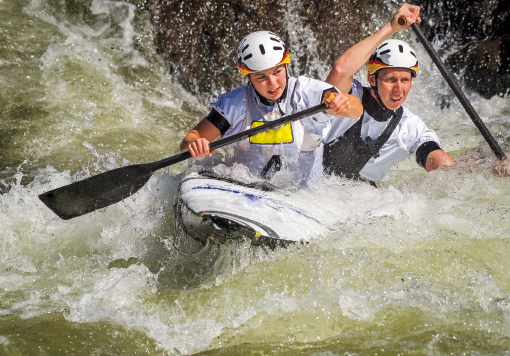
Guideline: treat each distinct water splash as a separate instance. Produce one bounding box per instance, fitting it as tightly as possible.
[1,0,510,354]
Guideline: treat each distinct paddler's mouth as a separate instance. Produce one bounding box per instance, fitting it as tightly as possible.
[387,95,405,108]
[391,96,403,104]
[267,87,281,97]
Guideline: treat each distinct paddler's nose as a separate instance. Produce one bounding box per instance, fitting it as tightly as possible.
[394,80,402,92]
[268,75,277,87]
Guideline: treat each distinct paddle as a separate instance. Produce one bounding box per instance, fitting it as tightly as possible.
[399,16,506,160]
[39,92,336,220]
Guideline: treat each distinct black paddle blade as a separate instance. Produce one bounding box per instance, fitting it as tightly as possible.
[39,164,154,220]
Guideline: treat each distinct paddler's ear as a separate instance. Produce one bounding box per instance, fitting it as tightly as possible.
[368,72,376,87]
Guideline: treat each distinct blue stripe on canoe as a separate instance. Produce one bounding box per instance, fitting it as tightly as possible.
[190,185,321,224]
[191,185,262,201]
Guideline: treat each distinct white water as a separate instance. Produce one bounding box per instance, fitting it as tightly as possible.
[1,0,510,354]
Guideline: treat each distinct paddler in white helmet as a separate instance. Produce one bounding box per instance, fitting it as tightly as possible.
[324,3,510,180]
[323,4,455,183]
[180,31,363,186]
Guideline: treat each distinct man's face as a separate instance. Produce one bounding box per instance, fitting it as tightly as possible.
[249,65,287,101]
[368,68,413,110]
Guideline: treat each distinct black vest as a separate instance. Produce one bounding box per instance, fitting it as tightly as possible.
[323,87,403,179]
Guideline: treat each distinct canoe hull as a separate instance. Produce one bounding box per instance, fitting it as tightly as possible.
[175,173,326,248]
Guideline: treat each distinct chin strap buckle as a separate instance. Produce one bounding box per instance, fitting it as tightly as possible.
[365,136,380,159]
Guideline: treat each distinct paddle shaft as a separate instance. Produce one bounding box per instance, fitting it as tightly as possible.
[403,19,506,160]
[148,102,330,172]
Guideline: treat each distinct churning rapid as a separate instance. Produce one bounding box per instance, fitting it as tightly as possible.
[1,0,510,354]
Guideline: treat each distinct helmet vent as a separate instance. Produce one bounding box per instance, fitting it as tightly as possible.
[259,44,266,55]
[273,46,283,51]
[243,54,253,60]
[399,45,404,53]
[270,37,280,43]
[378,42,388,49]
[380,49,390,55]
[242,44,249,53]
[410,51,416,57]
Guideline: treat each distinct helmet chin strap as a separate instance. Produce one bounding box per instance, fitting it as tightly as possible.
[371,72,391,112]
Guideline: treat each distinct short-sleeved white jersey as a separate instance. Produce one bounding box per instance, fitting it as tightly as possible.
[326,79,440,181]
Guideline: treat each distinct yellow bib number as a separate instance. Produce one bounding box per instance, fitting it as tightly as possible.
[249,122,294,144]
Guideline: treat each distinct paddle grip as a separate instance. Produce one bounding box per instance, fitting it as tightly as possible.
[324,91,335,103]
[398,13,419,26]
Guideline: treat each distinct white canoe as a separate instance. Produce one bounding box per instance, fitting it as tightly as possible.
[175,172,330,248]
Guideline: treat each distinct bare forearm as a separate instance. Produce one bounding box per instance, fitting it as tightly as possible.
[425,150,454,171]
[179,130,200,152]
[179,118,221,158]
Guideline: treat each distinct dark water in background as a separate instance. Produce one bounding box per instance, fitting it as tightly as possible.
[1,0,510,355]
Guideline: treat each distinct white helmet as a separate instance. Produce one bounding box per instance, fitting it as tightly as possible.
[237,31,291,77]
[367,39,418,77]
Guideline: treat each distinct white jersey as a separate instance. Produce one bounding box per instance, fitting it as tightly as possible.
[326,79,440,181]
[209,76,350,185]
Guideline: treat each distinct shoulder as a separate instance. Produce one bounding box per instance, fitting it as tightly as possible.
[400,107,425,127]
[210,85,248,112]
[398,107,441,152]
[292,76,338,107]
[295,76,336,92]
[353,78,365,94]
[209,85,248,124]
[346,78,365,100]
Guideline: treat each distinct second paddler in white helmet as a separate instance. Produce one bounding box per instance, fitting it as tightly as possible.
[180,31,363,186]
[322,3,456,183]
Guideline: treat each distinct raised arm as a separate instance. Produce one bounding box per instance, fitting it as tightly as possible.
[326,3,421,93]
